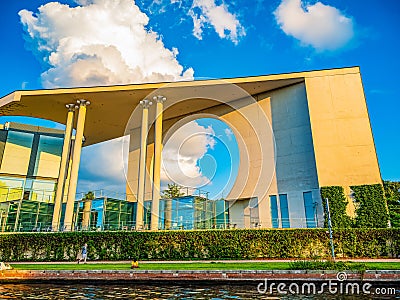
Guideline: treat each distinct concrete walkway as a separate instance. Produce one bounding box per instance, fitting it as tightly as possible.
[9,258,400,264]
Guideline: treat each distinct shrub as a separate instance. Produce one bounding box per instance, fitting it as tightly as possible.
[0,228,398,262]
[288,260,366,272]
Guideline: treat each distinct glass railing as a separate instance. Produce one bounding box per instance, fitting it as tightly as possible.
[76,189,137,202]
[0,187,55,203]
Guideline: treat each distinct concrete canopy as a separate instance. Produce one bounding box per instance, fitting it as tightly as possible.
[0,67,359,146]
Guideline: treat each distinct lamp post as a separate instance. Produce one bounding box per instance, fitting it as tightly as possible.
[0,210,5,232]
[313,201,318,228]
[324,198,335,261]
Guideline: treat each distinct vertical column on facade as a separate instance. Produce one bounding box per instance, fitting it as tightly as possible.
[63,99,90,231]
[150,96,166,231]
[82,199,92,230]
[136,99,152,230]
[52,104,75,231]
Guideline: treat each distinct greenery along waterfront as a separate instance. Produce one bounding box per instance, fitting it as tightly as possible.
[0,228,398,262]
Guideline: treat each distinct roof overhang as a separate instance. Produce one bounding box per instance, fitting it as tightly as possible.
[0,67,360,146]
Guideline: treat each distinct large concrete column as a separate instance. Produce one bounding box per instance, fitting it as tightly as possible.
[63,99,90,231]
[150,95,166,231]
[136,99,152,230]
[52,104,75,231]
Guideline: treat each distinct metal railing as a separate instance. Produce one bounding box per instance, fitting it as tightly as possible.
[0,187,55,203]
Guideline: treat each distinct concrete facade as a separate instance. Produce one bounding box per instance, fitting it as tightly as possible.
[0,67,382,230]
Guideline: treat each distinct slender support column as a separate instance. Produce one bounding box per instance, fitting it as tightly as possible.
[63,99,90,231]
[136,99,152,230]
[150,96,166,231]
[82,200,92,230]
[52,104,75,231]
[164,198,172,230]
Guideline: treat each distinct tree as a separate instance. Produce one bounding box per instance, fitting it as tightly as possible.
[162,183,184,199]
[83,191,95,201]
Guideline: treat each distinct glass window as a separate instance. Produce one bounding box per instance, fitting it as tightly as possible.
[303,191,317,228]
[0,177,24,202]
[4,201,20,232]
[143,201,152,229]
[34,135,63,178]
[0,131,34,175]
[279,194,290,228]
[214,199,228,229]
[31,180,56,203]
[270,195,279,228]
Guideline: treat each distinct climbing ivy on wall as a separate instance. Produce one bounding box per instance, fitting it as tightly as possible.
[351,184,389,228]
[383,181,400,228]
[320,186,352,228]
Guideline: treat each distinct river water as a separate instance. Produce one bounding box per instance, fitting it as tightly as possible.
[0,283,398,299]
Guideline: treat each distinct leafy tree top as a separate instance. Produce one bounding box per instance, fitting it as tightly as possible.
[162,183,184,199]
[83,191,95,200]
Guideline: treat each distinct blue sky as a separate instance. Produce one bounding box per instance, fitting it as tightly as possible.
[0,0,399,198]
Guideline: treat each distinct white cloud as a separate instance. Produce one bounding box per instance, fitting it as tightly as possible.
[19,0,194,88]
[161,121,215,189]
[274,0,354,51]
[78,136,129,193]
[74,0,94,5]
[18,0,196,195]
[224,128,233,140]
[189,0,245,44]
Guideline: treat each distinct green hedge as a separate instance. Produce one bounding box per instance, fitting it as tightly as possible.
[0,228,398,262]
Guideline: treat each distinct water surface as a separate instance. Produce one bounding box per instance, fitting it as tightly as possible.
[0,283,398,299]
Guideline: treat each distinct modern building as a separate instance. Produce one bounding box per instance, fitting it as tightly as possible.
[0,67,382,230]
[72,193,228,231]
[0,122,63,231]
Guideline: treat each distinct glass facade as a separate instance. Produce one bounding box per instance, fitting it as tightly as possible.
[158,196,228,230]
[214,198,229,229]
[34,135,63,178]
[0,123,63,232]
[0,121,275,232]
[73,198,135,231]
[71,196,228,231]
[0,177,24,202]
[0,199,54,232]
[303,191,317,228]
[270,194,291,228]
[270,195,279,228]
[0,124,63,206]
[279,194,290,228]
[0,131,34,175]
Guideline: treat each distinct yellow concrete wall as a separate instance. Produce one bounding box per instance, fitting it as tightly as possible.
[126,137,154,202]
[0,141,31,175]
[305,71,381,187]
[35,151,61,178]
[220,97,274,228]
